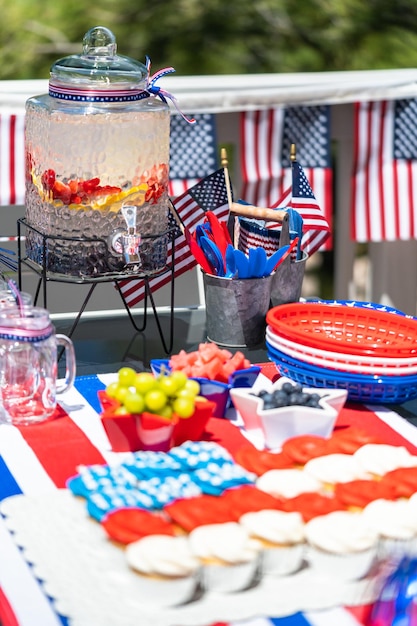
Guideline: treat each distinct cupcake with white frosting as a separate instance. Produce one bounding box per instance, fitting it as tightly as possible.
[239,509,306,576]
[256,468,322,499]
[126,534,201,606]
[188,521,262,593]
[362,498,417,560]
[304,453,371,486]
[304,510,379,580]
[353,444,417,477]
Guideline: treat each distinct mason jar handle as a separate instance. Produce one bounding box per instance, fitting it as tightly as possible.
[55,334,76,394]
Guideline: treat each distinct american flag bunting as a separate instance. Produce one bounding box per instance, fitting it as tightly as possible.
[168,112,218,197]
[240,106,333,251]
[352,98,417,242]
[0,114,25,206]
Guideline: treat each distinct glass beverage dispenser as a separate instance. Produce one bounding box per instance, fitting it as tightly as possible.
[25,26,171,277]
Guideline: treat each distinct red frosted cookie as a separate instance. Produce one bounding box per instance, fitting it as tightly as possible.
[334,479,398,508]
[329,427,384,454]
[102,507,175,545]
[164,494,235,531]
[380,467,417,498]
[221,484,285,516]
[281,492,345,522]
[234,444,294,476]
[281,435,331,465]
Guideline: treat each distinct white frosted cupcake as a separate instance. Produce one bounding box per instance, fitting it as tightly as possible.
[188,521,262,593]
[305,511,379,580]
[239,509,305,576]
[362,498,417,560]
[304,453,371,486]
[126,534,201,606]
[256,468,322,499]
[353,444,417,477]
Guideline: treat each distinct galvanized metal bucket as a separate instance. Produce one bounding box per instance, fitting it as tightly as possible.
[270,250,307,307]
[203,271,274,348]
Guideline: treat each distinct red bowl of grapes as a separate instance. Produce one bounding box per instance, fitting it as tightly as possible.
[98,368,216,452]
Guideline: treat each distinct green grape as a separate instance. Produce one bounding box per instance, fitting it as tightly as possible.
[158,375,179,397]
[134,372,157,395]
[123,391,145,415]
[183,379,201,396]
[113,385,130,404]
[144,388,168,413]
[158,404,174,419]
[176,387,198,400]
[117,366,137,387]
[172,396,195,418]
[170,370,188,390]
[114,405,130,415]
[105,381,120,398]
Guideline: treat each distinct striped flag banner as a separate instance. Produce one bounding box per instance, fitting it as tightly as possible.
[240,106,333,251]
[351,98,417,242]
[0,114,25,206]
[118,168,231,308]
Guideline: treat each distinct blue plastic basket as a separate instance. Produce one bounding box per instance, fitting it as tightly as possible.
[266,341,417,404]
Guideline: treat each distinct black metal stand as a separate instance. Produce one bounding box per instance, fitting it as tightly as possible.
[17,218,177,354]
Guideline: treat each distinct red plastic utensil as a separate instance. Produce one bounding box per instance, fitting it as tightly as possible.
[184,227,214,274]
[205,211,230,262]
[272,237,299,272]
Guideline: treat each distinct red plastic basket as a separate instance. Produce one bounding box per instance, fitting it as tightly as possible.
[266,303,417,357]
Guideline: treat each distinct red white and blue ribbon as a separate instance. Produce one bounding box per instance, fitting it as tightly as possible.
[49,56,195,124]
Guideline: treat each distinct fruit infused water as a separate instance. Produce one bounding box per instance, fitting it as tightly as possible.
[24,26,170,277]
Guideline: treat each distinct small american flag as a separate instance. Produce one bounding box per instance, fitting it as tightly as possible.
[168,112,218,198]
[118,168,231,308]
[0,114,25,206]
[267,159,331,257]
[352,98,417,242]
[240,106,333,250]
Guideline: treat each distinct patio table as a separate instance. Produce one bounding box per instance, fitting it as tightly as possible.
[1,363,417,626]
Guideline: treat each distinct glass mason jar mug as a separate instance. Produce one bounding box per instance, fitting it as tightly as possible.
[0,306,76,425]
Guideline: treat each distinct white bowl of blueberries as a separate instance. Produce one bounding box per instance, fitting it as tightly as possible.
[229,377,348,449]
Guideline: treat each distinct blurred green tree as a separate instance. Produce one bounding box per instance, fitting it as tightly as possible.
[1,0,417,79]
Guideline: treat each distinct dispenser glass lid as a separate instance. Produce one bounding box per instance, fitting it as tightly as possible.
[50,26,148,90]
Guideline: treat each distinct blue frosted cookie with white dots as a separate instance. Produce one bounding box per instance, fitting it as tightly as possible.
[86,485,156,521]
[192,462,256,496]
[67,464,138,499]
[137,473,202,508]
[168,441,234,470]
[122,450,182,480]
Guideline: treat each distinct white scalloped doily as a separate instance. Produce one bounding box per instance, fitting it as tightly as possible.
[0,490,382,626]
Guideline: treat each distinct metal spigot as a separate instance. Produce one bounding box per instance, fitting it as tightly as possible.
[121,205,141,265]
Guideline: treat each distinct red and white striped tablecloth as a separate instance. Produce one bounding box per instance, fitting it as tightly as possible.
[1,366,417,626]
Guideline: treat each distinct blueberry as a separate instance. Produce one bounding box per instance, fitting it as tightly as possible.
[271,390,290,407]
[257,389,270,397]
[255,385,323,411]
[281,382,296,395]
